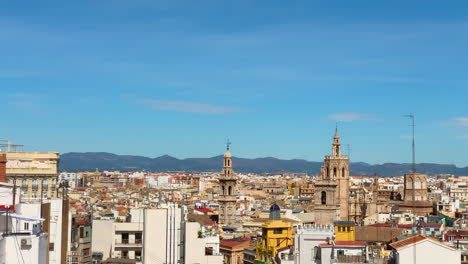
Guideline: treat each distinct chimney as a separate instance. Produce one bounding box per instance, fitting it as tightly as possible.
[0,153,7,183]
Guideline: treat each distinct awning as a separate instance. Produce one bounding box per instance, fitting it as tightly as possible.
[1,213,45,222]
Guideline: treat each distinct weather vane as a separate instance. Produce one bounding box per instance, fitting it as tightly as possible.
[226,139,231,151]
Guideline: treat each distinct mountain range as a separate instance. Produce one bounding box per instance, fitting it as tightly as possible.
[59,152,468,177]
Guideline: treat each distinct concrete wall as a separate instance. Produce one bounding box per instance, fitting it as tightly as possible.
[91,220,114,260]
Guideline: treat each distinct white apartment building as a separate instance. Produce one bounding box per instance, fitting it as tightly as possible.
[92,209,144,263]
[449,185,468,201]
[0,199,48,264]
[185,222,223,264]
[15,199,68,264]
[92,204,223,264]
[294,225,334,264]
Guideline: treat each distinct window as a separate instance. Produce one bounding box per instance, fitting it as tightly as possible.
[337,250,345,256]
[347,227,351,232]
[135,250,142,260]
[333,167,337,177]
[321,191,326,205]
[24,222,29,230]
[135,232,142,243]
[228,186,232,195]
[122,250,129,259]
[342,168,345,178]
[122,233,129,244]
[273,228,283,234]
[49,243,55,251]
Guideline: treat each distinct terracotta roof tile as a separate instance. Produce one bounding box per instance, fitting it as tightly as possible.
[389,235,426,249]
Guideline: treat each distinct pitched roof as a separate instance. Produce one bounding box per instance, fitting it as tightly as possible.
[389,235,426,249]
[445,230,468,236]
[220,238,250,249]
[390,235,458,251]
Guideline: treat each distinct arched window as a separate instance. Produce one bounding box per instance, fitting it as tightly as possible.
[342,168,345,178]
[407,177,413,189]
[222,186,225,195]
[333,167,337,178]
[414,180,421,189]
[228,186,232,195]
[326,167,329,178]
[228,160,230,166]
[321,191,326,205]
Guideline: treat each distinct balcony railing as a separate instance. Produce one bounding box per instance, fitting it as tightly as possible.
[115,239,143,246]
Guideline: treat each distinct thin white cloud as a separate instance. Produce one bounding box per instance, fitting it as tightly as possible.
[327,112,380,122]
[448,117,468,127]
[139,99,243,114]
[6,93,46,112]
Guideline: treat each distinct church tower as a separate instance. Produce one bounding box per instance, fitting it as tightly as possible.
[314,128,350,224]
[218,141,237,227]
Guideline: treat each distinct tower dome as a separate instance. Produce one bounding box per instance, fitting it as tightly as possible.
[270,204,281,211]
[269,203,281,220]
[224,151,232,158]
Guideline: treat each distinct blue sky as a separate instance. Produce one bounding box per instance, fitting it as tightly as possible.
[1,1,468,166]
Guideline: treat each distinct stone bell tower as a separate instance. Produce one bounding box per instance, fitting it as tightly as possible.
[218,140,237,227]
[314,128,350,224]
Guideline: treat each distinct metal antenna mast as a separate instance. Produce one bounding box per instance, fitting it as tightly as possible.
[404,113,416,173]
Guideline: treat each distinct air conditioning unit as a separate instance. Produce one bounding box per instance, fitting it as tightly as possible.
[21,238,32,247]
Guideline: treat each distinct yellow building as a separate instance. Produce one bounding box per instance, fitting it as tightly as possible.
[334,221,356,241]
[256,204,294,264]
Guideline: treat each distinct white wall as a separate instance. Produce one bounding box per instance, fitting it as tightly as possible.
[143,205,185,264]
[48,199,64,264]
[0,234,48,264]
[397,240,460,264]
[294,227,334,264]
[91,220,114,260]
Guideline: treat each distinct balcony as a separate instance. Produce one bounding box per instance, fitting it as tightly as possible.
[115,239,143,247]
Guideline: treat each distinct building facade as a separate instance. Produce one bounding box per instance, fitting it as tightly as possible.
[5,151,60,199]
[256,204,295,264]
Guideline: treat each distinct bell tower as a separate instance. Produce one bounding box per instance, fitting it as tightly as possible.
[314,128,350,224]
[218,140,237,227]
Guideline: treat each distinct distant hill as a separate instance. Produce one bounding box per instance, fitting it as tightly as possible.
[59,152,468,177]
